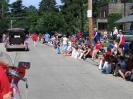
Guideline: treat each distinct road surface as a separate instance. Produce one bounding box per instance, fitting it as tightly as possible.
[0,39,133,99]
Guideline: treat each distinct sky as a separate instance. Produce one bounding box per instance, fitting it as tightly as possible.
[9,0,62,8]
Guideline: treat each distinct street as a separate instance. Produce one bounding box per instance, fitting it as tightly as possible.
[0,38,133,99]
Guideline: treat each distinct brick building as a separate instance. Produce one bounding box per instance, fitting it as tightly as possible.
[96,0,132,31]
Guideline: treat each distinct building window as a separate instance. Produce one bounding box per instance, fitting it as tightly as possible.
[103,10,107,18]
[100,11,102,18]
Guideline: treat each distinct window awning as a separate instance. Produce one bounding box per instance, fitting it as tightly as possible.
[115,15,133,23]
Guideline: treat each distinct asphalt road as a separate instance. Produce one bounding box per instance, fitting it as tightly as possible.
[0,38,133,99]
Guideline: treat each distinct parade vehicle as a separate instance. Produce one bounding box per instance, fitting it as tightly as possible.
[0,50,30,99]
[5,28,26,51]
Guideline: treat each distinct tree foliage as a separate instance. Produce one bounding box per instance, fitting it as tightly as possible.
[0,0,133,35]
[0,0,9,33]
[35,12,65,33]
[108,13,122,31]
[10,0,24,13]
[60,0,88,33]
[39,0,58,13]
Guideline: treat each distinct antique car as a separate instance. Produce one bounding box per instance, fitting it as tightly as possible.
[5,28,26,51]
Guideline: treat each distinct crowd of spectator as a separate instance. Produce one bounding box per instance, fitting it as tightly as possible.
[34,28,133,82]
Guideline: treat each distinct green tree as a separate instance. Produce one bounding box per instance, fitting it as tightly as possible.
[108,13,122,31]
[35,12,65,34]
[9,0,34,29]
[39,0,58,13]
[60,0,87,34]
[0,0,10,34]
[10,0,25,14]
[25,5,37,14]
[27,12,40,33]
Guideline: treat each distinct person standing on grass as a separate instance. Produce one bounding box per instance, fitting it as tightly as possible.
[112,27,118,40]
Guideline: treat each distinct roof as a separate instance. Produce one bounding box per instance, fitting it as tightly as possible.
[115,15,133,23]
[7,28,25,32]
[129,3,133,9]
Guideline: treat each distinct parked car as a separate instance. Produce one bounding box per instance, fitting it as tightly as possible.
[82,32,89,38]
[108,30,133,42]
[5,28,26,51]
[117,30,133,41]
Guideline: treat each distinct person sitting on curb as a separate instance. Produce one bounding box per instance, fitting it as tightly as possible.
[119,51,133,80]
[97,47,112,66]
[92,39,103,60]
[113,56,126,79]
[102,54,112,74]
[82,46,92,60]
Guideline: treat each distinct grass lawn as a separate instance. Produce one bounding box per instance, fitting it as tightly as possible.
[102,42,111,47]
[102,40,113,47]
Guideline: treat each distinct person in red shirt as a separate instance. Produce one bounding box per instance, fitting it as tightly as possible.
[92,39,102,60]
[0,61,12,99]
[77,30,82,38]
[32,33,38,46]
[72,35,77,44]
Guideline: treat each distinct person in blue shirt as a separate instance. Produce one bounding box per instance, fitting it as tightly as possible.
[44,32,50,43]
[93,28,99,44]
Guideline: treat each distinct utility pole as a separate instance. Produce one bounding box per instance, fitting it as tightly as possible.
[88,0,92,48]
[2,4,3,19]
[11,20,12,28]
